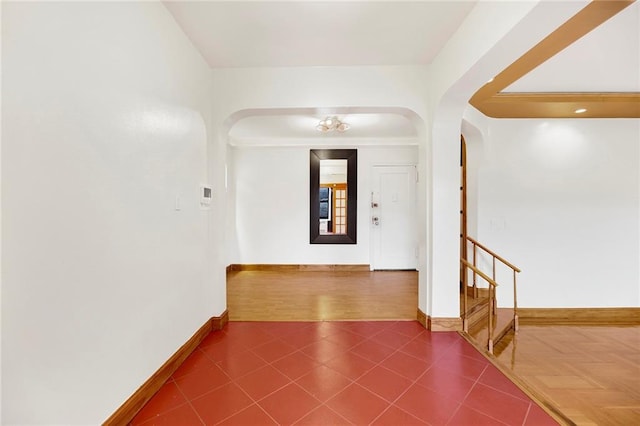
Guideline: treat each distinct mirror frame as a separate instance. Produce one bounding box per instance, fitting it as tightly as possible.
[310,149,357,244]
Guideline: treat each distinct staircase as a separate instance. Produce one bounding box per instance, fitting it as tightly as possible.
[460,238,520,354]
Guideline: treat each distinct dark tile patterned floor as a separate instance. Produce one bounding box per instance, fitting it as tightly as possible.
[131,321,557,425]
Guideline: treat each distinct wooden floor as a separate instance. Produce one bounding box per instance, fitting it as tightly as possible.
[491,325,640,426]
[228,270,640,425]
[227,270,418,321]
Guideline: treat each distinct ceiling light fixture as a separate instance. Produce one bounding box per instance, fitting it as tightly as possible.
[316,116,350,133]
[574,108,587,114]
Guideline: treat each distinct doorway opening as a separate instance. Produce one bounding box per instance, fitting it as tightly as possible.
[460,136,468,295]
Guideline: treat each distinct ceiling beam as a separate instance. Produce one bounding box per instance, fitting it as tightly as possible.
[478,93,640,118]
[471,0,639,119]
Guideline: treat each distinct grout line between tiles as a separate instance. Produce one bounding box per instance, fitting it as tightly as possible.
[171,383,207,426]
[137,322,558,426]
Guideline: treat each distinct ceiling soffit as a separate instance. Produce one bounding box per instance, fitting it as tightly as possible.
[471,1,640,119]
[228,109,420,147]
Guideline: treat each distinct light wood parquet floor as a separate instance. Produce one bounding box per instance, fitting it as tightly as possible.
[226,270,418,321]
[493,325,640,426]
[227,270,640,425]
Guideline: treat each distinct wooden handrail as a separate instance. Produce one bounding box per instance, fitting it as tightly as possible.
[466,236,521,273]
[461,239,521,354]
[460,258,498,352]
[460,259,498,288]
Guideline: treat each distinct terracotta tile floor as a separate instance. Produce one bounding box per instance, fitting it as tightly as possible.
[131,321,558,425]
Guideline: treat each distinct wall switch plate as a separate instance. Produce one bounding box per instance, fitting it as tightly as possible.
[200,184,212,209]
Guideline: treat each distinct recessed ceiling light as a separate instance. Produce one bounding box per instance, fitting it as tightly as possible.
[574,108,587,114]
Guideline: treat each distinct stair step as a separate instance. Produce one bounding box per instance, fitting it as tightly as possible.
[468,308,515,352]
[461,292,491,330]
[466,302,490,328]
[492,329,515,357]
[461,290,489,309]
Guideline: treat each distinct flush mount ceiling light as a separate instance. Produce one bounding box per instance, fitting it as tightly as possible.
[316,116,350,133]
[574,108,587,114]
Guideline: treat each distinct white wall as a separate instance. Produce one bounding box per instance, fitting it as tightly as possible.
[426,0,587,318]
[216,0,588,319]
[212,66,429,121]
[1,2,214,424]
[0,2,4,419]
[474,118,640,308]
[211,65,430,307]
[229,144,418,265]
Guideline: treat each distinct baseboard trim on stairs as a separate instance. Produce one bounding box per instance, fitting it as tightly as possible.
[227,264,371,272]
[103,310,229,425]
[518,307,640,325]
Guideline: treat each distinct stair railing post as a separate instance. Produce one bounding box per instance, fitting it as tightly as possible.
[513,269,519,332]
[492,257,497,314]
[488,284,494,354]
[472,243,477,298]
[462,262,468,332]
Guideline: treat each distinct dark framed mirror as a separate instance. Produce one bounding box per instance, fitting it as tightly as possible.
[310,149,357,244]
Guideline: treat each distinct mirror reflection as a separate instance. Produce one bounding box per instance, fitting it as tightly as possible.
[319,159,348,235]
[309,149,357,244]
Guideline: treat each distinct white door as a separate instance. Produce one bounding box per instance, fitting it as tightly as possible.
[371,165,418,270]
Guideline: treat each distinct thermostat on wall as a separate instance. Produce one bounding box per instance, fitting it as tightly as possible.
[200,184,212,208]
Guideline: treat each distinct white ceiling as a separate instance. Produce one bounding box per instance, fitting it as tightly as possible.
[164,1,476,68]
[164,1,639,145]
[505,1,640,93]
[228,113,418,146]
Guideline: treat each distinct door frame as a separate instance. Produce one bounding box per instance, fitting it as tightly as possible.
[460,136,470,303]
